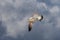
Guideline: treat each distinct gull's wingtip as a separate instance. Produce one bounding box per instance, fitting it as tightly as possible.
[28,23,32,32]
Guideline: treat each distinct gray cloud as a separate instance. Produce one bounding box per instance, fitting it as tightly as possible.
[0,0,60,40]
[51,0,60,5]
[0,0,37,38]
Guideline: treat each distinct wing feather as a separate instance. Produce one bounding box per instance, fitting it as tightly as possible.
[28,23,32,31]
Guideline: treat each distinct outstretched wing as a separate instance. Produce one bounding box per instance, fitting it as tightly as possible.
[28,22,33,31]
[28,17,35,31]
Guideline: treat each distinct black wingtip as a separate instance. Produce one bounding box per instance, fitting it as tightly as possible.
[28,24,32,32]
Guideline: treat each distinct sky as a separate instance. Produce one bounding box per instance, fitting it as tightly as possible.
[0,0,60,40]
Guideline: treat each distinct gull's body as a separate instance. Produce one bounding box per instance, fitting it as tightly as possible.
[28,14,43,31]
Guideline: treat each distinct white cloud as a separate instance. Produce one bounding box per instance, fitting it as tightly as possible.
[1,11,33,38]
[0,0,37,38]
[49,6,60,16]
[42,5,60,40]
[48,6,60,28]
[37,2,48,10]
[0,0,36,8]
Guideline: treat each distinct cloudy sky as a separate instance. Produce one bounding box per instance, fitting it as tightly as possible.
[0,0,60,40]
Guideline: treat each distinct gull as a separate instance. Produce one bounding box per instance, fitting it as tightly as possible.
[28,14,43,31]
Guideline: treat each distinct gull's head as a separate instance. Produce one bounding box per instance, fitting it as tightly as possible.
[37,15,43,21]
[37,16,42,20]
[32,13,43,21]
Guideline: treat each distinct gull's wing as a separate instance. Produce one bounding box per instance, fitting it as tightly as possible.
[28,22,33,31]
[28,17,35,31]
